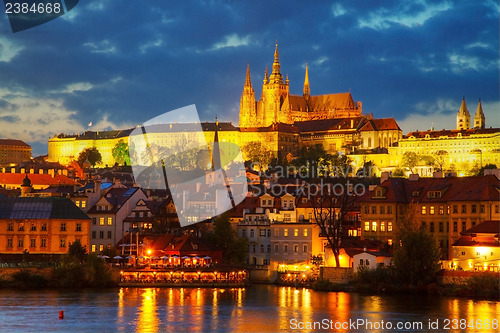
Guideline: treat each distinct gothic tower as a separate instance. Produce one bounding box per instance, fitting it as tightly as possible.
[303,62,310,98]
[456,97,470,130]
[473,98,485,129]
[239,64,256,127]
[260,43,289,126]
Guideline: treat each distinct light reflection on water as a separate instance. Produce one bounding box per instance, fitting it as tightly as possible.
[0,286,498,332]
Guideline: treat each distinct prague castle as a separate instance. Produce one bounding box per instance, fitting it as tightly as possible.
[239,44,362,128]
[47,46,498,177]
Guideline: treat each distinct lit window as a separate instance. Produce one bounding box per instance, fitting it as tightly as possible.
[421,206,427,215]
[107,217,112,225]
[303,229,308,237]
[371,222,377,232]
[81,201,86,208]
[99,244,104,251]
[430,206,435,215]
[294,245,298,252]
[380,222,385,232]
[284,229,288,237]
[91,244,96,252]
[75,200,80,207]
[388,222,393,232]
[387,239,392,246]
[439,206,444,215]
[294,229,298,237]
[99,217,104,225]
[364,222,370,232]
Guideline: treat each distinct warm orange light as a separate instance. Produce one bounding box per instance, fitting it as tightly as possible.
[147,249,152,255]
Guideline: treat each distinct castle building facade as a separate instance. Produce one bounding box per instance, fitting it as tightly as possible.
[239,44,363,128]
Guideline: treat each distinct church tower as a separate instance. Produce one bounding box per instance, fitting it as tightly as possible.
[239,64,257,127]
[303,62,310,98]
[473,98,485,129]
[260,43,289,126]
[456,97,470,130]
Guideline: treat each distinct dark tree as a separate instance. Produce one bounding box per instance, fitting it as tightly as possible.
[310,181,357,267]
[77,147,102,167]
[209,212,248,265]
[68,239,87,264]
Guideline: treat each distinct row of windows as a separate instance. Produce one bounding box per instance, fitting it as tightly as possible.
[91,231,112,239]
[364,205,393,215]
[91,244,112,252]
[92,217,113,226]
[7,222,82,232]
[6,238,66,248]
[421,205,447,215]
[274,243,308,254]
[364,221,393,232]
[242,228,310,238]
[74,200,87,208]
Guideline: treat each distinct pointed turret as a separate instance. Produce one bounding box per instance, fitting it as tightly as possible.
[239,64,256,127]
[244,64,252,88]
[269,43,283,84]
[303,62,310,98]
[456,96,470,130]
[263,66,268,84]
[474,98,485,129]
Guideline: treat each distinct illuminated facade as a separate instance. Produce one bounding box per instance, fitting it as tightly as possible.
[352,98,499,176]
[451,220,499,272]
[239,44,363,128]
[0,139,31,167]
[359,174,500,260]
[0,197,90,255]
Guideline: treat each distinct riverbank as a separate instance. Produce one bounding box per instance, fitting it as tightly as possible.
[308,272,500,300]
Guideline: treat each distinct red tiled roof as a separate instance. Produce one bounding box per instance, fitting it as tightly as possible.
[0,139,30,147]
[363,175,500,203]
[0,173,78,187]
[462,220,499,235]
[405,127,499,139]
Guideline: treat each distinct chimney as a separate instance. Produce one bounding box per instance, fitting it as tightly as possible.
[433,171,443,178]
[381,171,390,183]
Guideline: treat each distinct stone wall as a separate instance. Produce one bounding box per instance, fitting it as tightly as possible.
[319,267,354,283]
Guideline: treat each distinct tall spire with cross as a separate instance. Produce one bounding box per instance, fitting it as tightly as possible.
[269,42,283,84]
[303,62,310,98]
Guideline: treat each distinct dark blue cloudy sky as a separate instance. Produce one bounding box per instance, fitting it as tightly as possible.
[0,0,498,155]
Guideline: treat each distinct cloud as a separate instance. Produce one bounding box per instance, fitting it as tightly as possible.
[211,33,254,50]
[0,115,20,123]
[0,37,24,62]
[331,3,347,17]
[358,1,453,30]
[83,40,117,54]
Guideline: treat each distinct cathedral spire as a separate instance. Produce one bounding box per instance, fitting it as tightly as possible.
[457,96,470,130]
[303,62,310,98]
[263,66,269,84]
[474,98,485,129]
[244,64,252,88]
[269,43,283,84]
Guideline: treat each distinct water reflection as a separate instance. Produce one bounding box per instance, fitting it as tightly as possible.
[137,288,158,333]
[2,286,497,333]
[113,286,500,332]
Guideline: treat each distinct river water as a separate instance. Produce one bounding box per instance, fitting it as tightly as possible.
[0,285,498,332]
